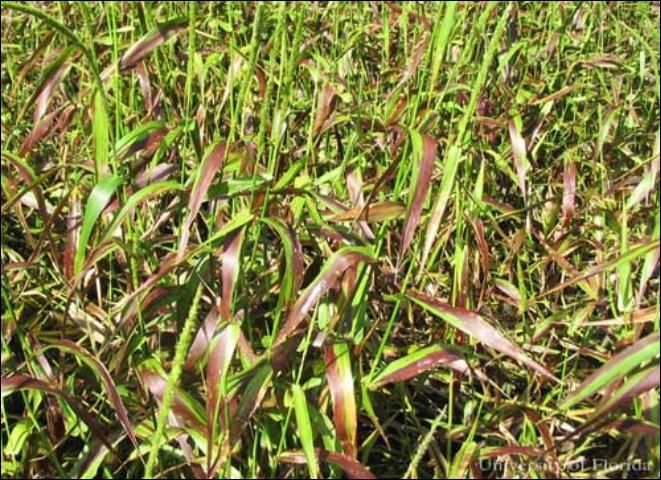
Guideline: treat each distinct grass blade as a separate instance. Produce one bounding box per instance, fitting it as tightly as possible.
[407,290,559,382]
[324,340,357,458]
[368,344,469,390]
[178,142,227,261]
[74,174,123,277]
[561,159,576,227]
[93,90,109,179]
[279,449,376,479]
[327,200,405,223]
[562,332,660,409]
[400,131,436,265]
[41,339,137,448]
[117,18,187,72]
[1,375,118,455]
[292,384,319,478]
[421,144,460,268]
[274,246,375,346]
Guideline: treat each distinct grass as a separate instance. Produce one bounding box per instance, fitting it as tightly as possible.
[1,1,660,478]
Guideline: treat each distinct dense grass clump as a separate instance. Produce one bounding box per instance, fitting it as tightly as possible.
[1,2,659,478]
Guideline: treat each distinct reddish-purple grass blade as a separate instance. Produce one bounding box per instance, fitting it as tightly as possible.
[139,369,207,434]
[220,227,245,321]
[187,307,221,370]
[280,449,377,479]
[118,18,187,72]
[135,62,153,112]
[399,133,437,265]
[313,84,337,134]
[561,160,576,227]
[1,375,118,455]
[274,247,375,346]
[324,341,357,458]
[562,332,660,409]
[407,290,559,382]
[470,218,490,274]
[33,53,71,123]
[20,110,57,156]
[178,142,227,261]
[43,339,137,447]
[135,163,176,189]
[369,344,469,389]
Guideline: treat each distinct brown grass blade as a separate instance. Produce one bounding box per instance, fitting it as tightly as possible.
[139,369,206,434]
[220,227,245,321]
[119,18,187,72]
[20,110,57,156]
[313,84,337,134]
[327,200,405,223]
[369,344,469,389]
[135,62,153,112]
[508,117,528,200]
[43,339,137,447]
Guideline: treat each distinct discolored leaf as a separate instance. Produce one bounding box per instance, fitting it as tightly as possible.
[118,18,187,72]
[369,344,469,389]
[220,227,245,321]
[139,369,206,434]
[421,144,460,269]
[260,218,305,309]
[279,449,376,479]
[41,340,137,447]
[99,180,182,246]
[561,159,576,227]
[274,246,375,345]
[400,131,437,265]
[562,332,660,409]
[1,375,117,455]
[591,363,660,419]
[324,341,357,458]
[206,323,240,445]
[19,110,57,156]
[407,290,558,382]
[313,84,337,134]
[508,114,528,200]
[178,142,227,261]
[229,362,273,442]
[327,200,405,223]
[536,240,659,301]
